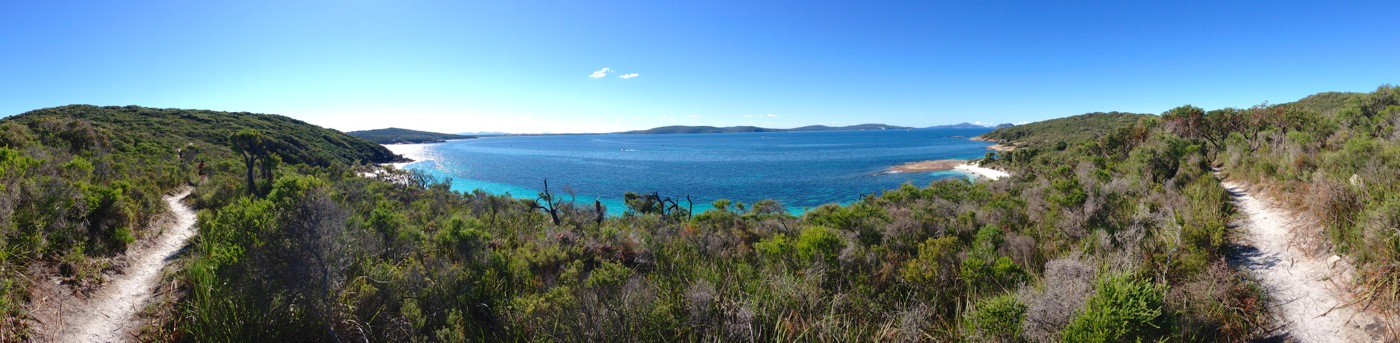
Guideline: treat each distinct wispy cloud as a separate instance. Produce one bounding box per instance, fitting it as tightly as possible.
[589,67,612,78]
[688,115,701,119]
[766,113,779,117]
[619,73,639,79]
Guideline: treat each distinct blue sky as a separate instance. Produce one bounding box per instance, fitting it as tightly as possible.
[2,1,1397,133]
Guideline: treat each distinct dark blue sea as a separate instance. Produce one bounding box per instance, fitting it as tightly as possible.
[396,128,994,215]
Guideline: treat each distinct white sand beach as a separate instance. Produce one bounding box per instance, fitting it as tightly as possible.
[383,142,435,169]
[953,162,1009,180]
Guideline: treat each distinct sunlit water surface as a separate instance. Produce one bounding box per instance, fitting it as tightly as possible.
[392,128,994,215]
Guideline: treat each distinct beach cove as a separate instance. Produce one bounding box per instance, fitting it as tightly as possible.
[385,129,1001,215]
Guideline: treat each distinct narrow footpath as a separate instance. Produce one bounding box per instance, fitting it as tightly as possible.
[1223,180,1389,342]
[34,188,196,343]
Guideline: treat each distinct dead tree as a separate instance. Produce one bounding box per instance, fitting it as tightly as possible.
[534,179,562,225]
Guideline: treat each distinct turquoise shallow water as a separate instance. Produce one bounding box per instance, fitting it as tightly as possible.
[397,128,994,216]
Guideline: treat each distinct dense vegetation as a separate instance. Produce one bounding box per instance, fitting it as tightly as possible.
[979,111,1152,149]
[6,105,399,166]
[346,127,475,144]
[0,105,397,340]
[4,85,1398,341]
[1167,85,1400,317]
[623,123,912,134]
[166,104,1264,342]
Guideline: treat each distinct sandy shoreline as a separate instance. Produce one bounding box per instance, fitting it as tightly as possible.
[382,142,437,169]
[889,159,1010,180]
[953,162,1009,180]
[888,159,964,173]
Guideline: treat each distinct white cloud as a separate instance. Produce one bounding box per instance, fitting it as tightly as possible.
[766,113,779,117]
[589,67,612,78]
[619,73,639,79]
[688,115,701,119]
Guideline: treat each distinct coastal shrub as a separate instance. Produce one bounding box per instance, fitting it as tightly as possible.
[803,202,889,246]
[962,293,1026,341]
[796,226,843,265]
[754,233,794,261]
[902,236,959,297]
[1061,274,1167,343]
[1311,176,1364,252]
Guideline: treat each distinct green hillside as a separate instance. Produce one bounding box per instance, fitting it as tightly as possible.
[977,111,1152,147]
[1286,91,1363,116]
[346,127,474,144]
[5,105,397,166]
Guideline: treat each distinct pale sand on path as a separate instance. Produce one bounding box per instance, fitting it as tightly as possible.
[1223,180,1392,342]
[33,188,196,343]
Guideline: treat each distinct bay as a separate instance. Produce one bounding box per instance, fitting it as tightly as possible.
[392,128,995,215]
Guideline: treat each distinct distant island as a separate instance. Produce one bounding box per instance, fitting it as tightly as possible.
[347,127,475,144]
[924,122,1015,129]
[622,123,916,134]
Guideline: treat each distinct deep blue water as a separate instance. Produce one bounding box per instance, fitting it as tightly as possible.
[399,128,994,215]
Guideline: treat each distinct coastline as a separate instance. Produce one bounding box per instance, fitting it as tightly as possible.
[888,159,964,173]
[382,142,437,169]
[971,135,1016,151]
[888,159,1011,181]
[953,161,1009,180]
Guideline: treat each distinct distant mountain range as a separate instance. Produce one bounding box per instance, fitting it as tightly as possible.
[623,122,1014,134]
[621,123,914,134]
[925,122,1015,129]
[346,127,475,144]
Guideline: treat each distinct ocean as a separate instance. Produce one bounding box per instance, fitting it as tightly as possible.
[390,128,995,216]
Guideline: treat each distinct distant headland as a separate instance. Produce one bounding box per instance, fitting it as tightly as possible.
[346,127,476,144]
[623,122,1013,134]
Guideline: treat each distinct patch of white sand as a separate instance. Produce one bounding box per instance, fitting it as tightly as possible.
[953,162,1009,180]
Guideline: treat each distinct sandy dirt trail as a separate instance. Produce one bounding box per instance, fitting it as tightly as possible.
[45,188,196,342]
[1223,181,1388,342]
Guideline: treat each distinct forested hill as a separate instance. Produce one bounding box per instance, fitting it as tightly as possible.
[622,123,912,134]
[1285,91,1364,116]
[346,127,474,144]
[4,105,397,165]
[977,111,1152,147]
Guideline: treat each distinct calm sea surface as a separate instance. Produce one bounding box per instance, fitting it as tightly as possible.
[396,128,994,215]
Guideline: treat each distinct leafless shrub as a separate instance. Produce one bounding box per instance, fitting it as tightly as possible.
[687,280,718,328]
[1023,180,1049,224]
[1019,254,1095,343]
[894,303,933,342]
[723,298,756,341]
[1000,232,1037,269]
[883,206,922,248]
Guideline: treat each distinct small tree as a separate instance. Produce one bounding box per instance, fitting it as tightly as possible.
[229,129,267,195]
